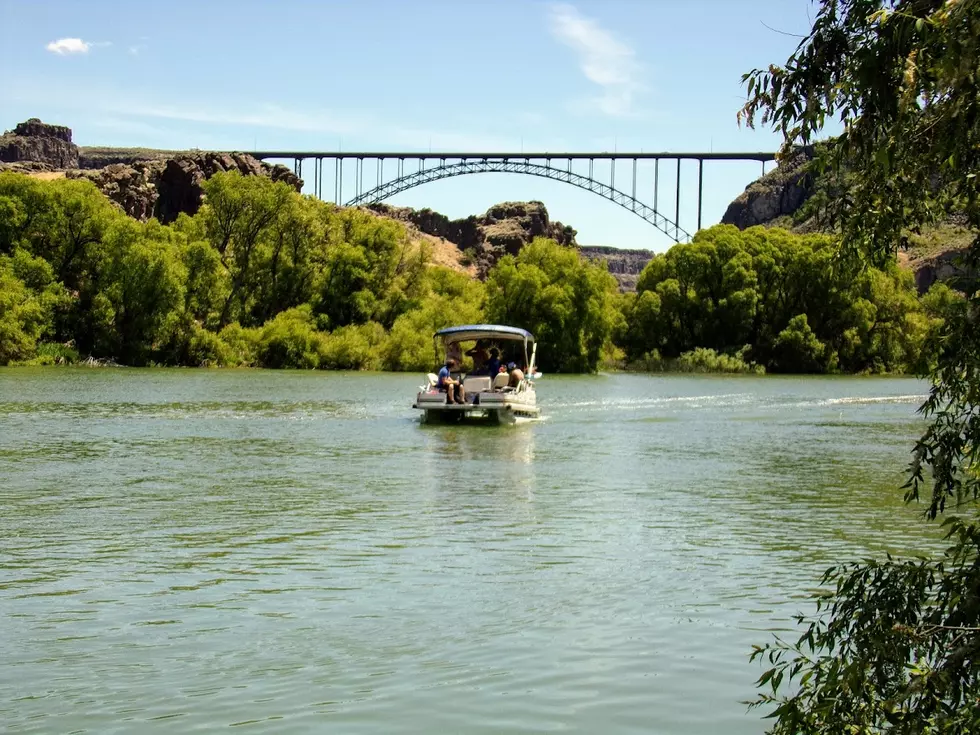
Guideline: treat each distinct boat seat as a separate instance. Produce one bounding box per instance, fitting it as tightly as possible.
[463,376,491,394]
[426,373,438,387]
[492,372,510,391]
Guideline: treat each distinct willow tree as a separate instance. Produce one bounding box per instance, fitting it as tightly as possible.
[738,1,980,732]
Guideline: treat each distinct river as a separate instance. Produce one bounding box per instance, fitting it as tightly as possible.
[0,368,943,733]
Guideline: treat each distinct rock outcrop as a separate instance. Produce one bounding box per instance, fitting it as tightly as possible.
[65,152,302,223]
[721,147,815,230]
[1,118,303,223]
[368,200,577,277]
[579,246,654,291]
[910,251,973,293]
[70,162,163,221]
[0,118,79,169]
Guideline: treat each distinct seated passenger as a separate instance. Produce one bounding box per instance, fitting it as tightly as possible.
[508,362,525,388]
[438,358,466,404]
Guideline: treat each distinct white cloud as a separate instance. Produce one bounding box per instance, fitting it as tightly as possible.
[45,38,111,55]
[547,3,643,117]
[45,38,91,55]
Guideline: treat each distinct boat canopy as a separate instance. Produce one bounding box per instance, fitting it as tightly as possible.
[433,324,534,343]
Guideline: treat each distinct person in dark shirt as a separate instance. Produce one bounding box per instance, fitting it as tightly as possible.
[485,348,501,378]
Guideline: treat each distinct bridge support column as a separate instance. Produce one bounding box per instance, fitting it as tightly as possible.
[654,159,659,212]
[631,159,637,209]
[675,159,681,235]
[697,158,703,232]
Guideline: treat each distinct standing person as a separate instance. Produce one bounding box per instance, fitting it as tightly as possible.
[485,348,501,378]
[438,358,466,404]
[465,340,490,373]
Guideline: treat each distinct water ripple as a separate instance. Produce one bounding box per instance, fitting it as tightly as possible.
[0,369,940,734]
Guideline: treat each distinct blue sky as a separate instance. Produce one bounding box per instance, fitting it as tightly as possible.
[0,1,820,250]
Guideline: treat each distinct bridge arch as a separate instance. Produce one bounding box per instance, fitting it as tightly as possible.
[343,159,692,243]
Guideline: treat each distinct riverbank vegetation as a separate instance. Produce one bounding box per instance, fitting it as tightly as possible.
[0,164,964,375]
[619,225,959,375]
[0,171,618,373]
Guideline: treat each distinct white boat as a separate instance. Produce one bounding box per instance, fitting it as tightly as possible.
[412,324,541,424]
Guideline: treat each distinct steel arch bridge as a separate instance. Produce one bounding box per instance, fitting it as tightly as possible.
[347,159,692,242]
[251,150,777,243]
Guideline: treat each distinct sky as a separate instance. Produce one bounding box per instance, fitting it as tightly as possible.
[0,0,822,251]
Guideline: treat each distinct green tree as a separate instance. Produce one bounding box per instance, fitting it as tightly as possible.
[0,175,118,288]
[485,237,620,373]
[623,224,925,373]
[0,258,47,364]
[312,209,428,330]
[199,172,293,327]
[773,314,827,373]
[92,219,186,364]
[383,267,486,371]
[739,1,980,731]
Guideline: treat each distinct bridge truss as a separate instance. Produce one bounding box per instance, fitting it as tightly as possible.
[251,150,776,243]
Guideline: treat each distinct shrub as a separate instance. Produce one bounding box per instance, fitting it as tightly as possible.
[255,306,324,369]
[320,322,385,370]
[218,323,261,367]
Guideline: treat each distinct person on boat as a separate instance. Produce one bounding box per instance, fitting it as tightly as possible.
[485,348,501,378]
[465,340,490,373]
[438,358,466,404]
[508,361,525,388]
[447,341,463,367]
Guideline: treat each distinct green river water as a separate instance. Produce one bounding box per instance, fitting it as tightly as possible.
[0,368,944,733]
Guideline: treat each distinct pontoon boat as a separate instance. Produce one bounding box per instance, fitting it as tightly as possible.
[412,324,541,423]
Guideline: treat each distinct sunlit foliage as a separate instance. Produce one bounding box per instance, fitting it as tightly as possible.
[738,1,980,731]
[485,237,622,372]
[620,224,938,374]
[0,171,486,370]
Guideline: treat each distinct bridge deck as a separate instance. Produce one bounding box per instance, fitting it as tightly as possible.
[251,151,776,162]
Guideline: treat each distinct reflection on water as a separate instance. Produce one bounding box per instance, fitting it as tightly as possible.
[0,368,942,734]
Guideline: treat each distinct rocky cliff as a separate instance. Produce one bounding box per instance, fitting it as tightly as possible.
[368,200,577,277]
[579,246,654,291]
[68,152,303,222]
[721,147,815,230]
[0,119,302,223]
[0,118,79,169]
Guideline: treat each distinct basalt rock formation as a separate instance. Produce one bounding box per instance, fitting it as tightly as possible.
[68,152,302,223]
[368,200,577,277]
[1,118,302,223]
[721,147,815,230]
[579,246,654,291]
[70,162,163,221]
[0,118,79,169]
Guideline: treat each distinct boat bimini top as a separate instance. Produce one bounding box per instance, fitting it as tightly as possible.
[433,323,536,371]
